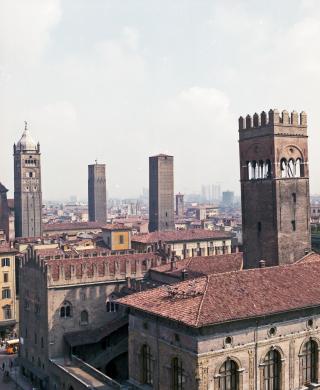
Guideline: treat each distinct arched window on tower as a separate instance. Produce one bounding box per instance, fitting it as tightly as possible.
[80,310,88,325]
[295,158,302,178]
[263,349,282,390]
[288,159,295,178]
[265,160,272,179]
[280,159,287,178]
[247,162,253,180]
[252,161,257,179]
[258,160,264,179]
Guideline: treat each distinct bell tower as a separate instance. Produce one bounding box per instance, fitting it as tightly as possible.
[239,109,311,268]
[14,122,42,238]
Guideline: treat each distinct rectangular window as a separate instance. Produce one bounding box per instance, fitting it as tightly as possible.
[1,258,10,267]
[292,220,296,231]
[119,235,124,244]
[2,289,11,299]
[3,273,8,283]
[3,305,11,319]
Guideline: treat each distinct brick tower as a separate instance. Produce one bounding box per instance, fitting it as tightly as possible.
[239,109,311,268]
[88,162,107,224]
[149,154,174,232]
[14,122,42,238]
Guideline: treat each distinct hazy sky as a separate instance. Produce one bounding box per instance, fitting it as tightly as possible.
[1,0,320,200]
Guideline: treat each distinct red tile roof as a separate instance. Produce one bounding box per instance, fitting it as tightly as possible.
[43,222,102,232]
[151,253,243,278]
[101,224,131,231]
[118,260,320,328]
[0,245,17,254]
[132,229,232,244]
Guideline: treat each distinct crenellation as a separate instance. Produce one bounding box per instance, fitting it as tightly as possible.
[239,109,307,132]
[253,113,260,127]
[282,110,290,125]
[245,114,252,129]
[291,110,299,125]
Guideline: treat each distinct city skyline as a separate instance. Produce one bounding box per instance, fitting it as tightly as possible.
[2,1,320,200]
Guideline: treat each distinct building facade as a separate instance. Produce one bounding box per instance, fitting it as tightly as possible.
[239,109,311,268]
[88,163,107,224]
[14,123,42,238]
[149,154,174,232]
[120,255,320,390]
[0,241,18,337]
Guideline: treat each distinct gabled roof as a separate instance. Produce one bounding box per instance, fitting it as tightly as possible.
[151,252,243,279]
[118,257,320,328]
[132,229,232,244]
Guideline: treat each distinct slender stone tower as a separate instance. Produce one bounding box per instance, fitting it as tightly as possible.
[88,162,107,224]
[239,109,311,268]
[149,154,174,232]
[14,122,42,237]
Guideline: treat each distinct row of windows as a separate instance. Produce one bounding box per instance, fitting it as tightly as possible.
[59,299,119,320]
[25,159,37,166]
[140,340,318,389]
[246,158,304,180]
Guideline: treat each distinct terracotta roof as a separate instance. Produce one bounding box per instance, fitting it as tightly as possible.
[294,251,320,264]
[101,224,131,231]
[0,245,17,254]
[43,222,102,232]
[118,261,320,328]
[132,229,232,244]
[151,253,243,279]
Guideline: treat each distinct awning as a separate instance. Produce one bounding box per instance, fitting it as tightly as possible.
[64,316,128,347]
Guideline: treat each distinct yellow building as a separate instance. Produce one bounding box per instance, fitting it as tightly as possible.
[0,244,18,338]
[102,224,132,251]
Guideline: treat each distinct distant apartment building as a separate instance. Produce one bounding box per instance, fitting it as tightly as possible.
[0,233,18,337]
[222,190,234,207]
[88,162,107,224]
[149,154,174,232]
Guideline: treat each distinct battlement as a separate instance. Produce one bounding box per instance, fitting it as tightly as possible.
[22,252,164,287]
[239,109,307,131]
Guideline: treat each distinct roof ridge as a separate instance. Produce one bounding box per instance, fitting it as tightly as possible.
[195,275,210,327]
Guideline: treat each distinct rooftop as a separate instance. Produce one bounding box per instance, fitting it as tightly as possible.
[43,221,102,232]
[119,254,320,328]
[101,224,131,231]
[151,252,243,279]
[132,229,232,244]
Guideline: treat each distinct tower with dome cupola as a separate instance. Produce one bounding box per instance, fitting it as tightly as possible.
[14,122,42,237]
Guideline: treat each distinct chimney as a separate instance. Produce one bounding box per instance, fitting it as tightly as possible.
[170,251,177,271]
[259,259,266,268]
[181,269,188,281]
[126,277,131,289]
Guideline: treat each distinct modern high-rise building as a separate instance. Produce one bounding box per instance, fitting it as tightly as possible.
[149,154,174,232]
[88,162,107,224]
[222,190,234,207]
[239,109,311,268]
[175,193,184,217]
[14,122,42,238]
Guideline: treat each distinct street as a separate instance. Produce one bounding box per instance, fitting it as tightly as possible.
[0,349,18,389]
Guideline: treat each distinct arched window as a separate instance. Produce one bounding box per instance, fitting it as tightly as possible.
[301,340,318,385]
[258,161,264,179]
[288,159,295,178]
[60,301,72,318]
[265,160,271,179]
[295,158,302,177]
[263,349,281,390]
[280,159,287,178]
[219,359,239,390]
[80,310,88,325]
[247,162,252,180]
[106,298,119,313]
[171,357,184,390]
[141,344,153,385]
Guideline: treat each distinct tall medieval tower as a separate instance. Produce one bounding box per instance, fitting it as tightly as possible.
[149,154,174,232]
[14,122,42,238]
[239,109,311,268]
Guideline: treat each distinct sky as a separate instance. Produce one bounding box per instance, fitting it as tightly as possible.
[1,0,320,200]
